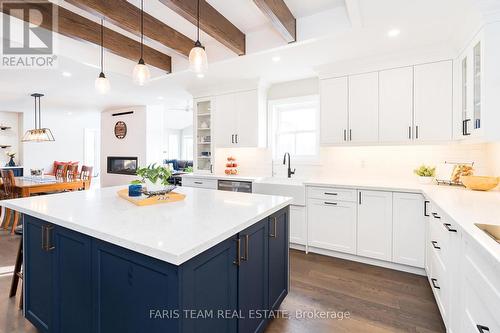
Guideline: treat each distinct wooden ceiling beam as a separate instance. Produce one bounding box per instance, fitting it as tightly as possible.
[253,0,296,43]
[159,0,246,56]
[65,0,194,57]
[2,2,172,72]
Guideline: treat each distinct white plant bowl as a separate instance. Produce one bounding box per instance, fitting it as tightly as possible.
[418,176,435,185]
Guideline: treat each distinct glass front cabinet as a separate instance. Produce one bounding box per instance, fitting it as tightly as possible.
[458,31,484,138]
[193,97,214,173]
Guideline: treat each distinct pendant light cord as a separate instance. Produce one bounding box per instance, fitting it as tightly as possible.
[34,95,37,129]
[140,0,144,59]
[38,96,41,129]
[100,18,104,73]
[197,0,200,41]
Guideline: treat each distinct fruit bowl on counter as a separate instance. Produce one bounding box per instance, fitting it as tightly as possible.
[461,176,500,191]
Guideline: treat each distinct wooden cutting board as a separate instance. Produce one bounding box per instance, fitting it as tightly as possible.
[117,189,186,206]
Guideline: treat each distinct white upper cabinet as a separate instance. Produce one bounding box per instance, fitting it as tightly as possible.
[214,89,266,148]
[392,193,425,268]
[320,76,348,144]
[234,90,263,147]
[349,72,379,143]
[214,93,237,147]
[320,60,454,145]
[357,190,393,261]
[379,67,414,142]
[414,61,453,141]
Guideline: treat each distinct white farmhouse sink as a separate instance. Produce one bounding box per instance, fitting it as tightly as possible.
[253,177,306,206]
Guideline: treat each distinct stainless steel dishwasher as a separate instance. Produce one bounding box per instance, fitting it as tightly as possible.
[217,180,253,193]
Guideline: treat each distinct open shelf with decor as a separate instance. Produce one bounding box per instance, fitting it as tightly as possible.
[194,97,214,173]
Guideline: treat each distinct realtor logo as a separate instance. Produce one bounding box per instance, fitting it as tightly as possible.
[1,0,57,68]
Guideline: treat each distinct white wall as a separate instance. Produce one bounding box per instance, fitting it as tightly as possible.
[146,105,165,165]
[22,109,100,174]
[267,78,319,100]
[487,143,500,175]
[0,111,21,166]
[100,106,147,187]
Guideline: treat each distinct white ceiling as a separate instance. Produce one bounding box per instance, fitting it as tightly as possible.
[0,0,485,114]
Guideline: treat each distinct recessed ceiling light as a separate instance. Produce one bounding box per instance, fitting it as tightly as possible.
[62,71,72,77]
[157,96,164,100]
[272,56,281,62]
[196,73,205,79]
[387,29,400,37]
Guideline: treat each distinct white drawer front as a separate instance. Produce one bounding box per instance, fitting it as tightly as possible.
[183,178,217,189]
[429,249,448,322]
[307,186,357,202]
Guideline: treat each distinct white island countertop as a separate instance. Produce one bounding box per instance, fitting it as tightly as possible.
[2,186,292,265]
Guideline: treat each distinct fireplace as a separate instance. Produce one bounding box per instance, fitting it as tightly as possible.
[107,156,138,175]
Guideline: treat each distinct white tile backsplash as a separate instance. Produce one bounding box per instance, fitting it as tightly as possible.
[216,143,498,180]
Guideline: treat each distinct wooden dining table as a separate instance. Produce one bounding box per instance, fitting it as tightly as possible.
[14,176,91,197]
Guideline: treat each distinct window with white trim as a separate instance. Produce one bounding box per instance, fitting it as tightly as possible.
[269,96,320,162]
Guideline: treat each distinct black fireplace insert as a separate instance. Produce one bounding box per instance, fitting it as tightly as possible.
[107,156,138,175]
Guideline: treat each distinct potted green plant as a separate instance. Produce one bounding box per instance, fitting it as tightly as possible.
[414,165,436,184]
[131,163,172,191]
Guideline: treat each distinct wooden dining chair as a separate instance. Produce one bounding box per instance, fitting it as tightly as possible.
[66,164,79,182]
[79,165,93,189]
[1,170,20,234]
[55,164,66,181]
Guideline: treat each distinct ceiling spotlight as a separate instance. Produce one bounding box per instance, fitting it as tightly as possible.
[62,71,72,77]
[157,96,164,100]
[196,73,205,79]
[387,29,400,37]
[272,56,281,62]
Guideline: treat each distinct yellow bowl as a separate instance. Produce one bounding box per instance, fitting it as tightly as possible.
[461,176,500,191]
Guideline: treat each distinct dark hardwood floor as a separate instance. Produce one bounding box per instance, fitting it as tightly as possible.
[266,250,445,333]
[0,230,20,267]
[0,249,444,333]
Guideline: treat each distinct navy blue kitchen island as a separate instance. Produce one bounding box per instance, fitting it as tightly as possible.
[5,186,291,333]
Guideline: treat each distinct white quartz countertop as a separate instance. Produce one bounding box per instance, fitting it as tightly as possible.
[182,173,263,182]
[2,186,292,265]
[303,177,425,192]
[422,186,500,264]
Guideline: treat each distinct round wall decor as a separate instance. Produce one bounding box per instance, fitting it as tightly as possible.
[114,121,127,139]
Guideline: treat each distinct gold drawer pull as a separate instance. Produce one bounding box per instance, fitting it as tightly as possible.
[233,238,241,266]
[270,217,278,238]
[242,235,249,261]
[42,225,55,252]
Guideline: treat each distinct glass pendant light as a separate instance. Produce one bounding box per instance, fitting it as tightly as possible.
[132,0,150,86]
[22,94,55,142]
[95,18,110,94]
[189,0,208,74]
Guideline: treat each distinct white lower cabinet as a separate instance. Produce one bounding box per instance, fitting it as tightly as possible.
[289,205,306,246]
[460,234,500,333]
[307,186,426,269]
[392,193,425,268]
[308,198,357,254]
[357,190,393,261]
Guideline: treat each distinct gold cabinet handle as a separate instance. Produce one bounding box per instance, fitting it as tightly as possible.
[270,217,278,238]
[241,235,249,261]
[233,238,241,266]
[42,225,55,252]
